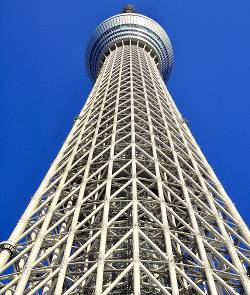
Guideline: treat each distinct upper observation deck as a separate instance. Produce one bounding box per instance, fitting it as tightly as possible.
[85,6,174,82]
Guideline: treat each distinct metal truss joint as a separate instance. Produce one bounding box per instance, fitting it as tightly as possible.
[0,241,18,259]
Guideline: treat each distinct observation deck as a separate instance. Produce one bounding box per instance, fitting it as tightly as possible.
[85,6,174,82]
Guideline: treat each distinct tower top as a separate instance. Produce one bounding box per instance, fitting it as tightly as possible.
[85,10,173,82]
[122,4,136,13]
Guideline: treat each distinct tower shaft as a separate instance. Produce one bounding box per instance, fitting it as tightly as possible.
[1,11,250,295]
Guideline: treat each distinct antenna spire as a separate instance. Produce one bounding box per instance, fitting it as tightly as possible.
[122,4,136,13]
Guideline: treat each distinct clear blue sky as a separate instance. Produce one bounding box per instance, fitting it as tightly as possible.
[0,0,250,241]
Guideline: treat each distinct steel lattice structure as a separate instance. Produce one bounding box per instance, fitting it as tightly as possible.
[1,6,250,295]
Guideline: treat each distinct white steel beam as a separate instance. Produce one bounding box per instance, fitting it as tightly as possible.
[0,37,249,295]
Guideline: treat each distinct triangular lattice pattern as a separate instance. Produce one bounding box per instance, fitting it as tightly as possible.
[0,42,250,295]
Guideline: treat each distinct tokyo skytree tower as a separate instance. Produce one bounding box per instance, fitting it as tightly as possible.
[1,4,250,295]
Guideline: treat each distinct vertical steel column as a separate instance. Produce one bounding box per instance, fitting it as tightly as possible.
[145,50,219,294]
[14,55,112,295]
[54,48,119,295]
[130,41,141,295]
[137,45,179,295]
[95,44,124,294]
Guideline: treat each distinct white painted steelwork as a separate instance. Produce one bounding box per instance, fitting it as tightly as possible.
[0,8,250,295]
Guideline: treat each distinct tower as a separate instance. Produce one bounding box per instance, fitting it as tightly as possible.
[0,5,250,294]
